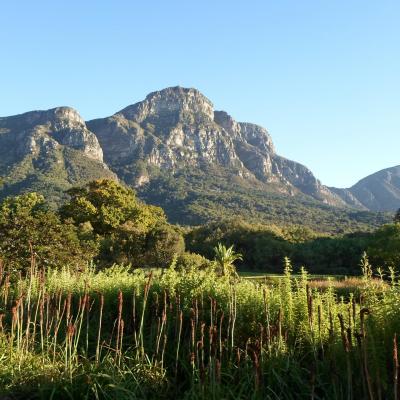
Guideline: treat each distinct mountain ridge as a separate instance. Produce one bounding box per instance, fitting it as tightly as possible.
[331,165,400,211]
[0,86,396,231]
[0,106,116,205]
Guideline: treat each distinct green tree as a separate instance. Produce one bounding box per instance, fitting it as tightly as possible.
[100,222,185,268]
[186,219,290,272]
[213,243,242,277]
[0,193,95,273]
[367,223,400,267]
[176,252,211,271]
[60,179,166,235]
[394,208,400,223]
[144,224,185,268]
[60,179,185,268]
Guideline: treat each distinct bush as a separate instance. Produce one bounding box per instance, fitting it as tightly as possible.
[144,224,185,268]
[176,252,211,271]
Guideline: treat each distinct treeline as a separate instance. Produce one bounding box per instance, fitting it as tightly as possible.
[137,166,391,233]
[0,178,399,275]
[0,179,207,274]
[186,219,400,275]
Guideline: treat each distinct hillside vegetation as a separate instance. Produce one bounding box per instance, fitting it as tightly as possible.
[0,179,398,277]
[137,167,391,233]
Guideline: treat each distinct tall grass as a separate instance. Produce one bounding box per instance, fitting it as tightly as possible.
[0,259,399,399]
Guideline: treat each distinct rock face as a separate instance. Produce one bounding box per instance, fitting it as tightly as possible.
[0,107,115,206]
[0,107,104,163]
[88,86,344,206]
[332,166,400,211]
[88,88,244,173]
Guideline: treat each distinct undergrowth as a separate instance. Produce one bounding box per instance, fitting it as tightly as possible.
[0,255,399,399]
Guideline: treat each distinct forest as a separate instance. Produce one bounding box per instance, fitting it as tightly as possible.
[0,179,398,276]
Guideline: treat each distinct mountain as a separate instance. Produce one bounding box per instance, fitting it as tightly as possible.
[332,165,400,212]
[0,107,116,206]
[87,87,345,205]
[86,87,389,232]
[0,87,393,232]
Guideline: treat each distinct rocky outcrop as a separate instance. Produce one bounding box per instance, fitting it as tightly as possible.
[0,107,104,162]
[329,187,368,210]
[0,107,115,206]
[88,86,344,206]
[88,88,243,173]
[119,87,215,123]
[214,111,275,153]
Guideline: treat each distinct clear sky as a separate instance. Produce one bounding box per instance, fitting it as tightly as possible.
[1,1,399,187]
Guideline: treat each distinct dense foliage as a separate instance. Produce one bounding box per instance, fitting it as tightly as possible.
[0,192,95,272]
[0,155,393,235]
[59,179,185,268]
[0,180,188,273]
[0,178,399,276]
[0,259,398,399]
[186,219,400,274]
[137,166,392,234]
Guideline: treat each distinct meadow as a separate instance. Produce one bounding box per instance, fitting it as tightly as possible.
[0,256,399,399]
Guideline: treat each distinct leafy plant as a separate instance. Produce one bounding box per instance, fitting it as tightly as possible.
[213,243,242,277]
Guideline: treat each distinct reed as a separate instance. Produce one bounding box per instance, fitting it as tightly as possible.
[0,260,398,399]
[394,334,399,400]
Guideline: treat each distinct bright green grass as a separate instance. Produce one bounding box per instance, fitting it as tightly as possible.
[0,260,397,399]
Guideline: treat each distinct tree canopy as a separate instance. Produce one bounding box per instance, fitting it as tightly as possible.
[60,179,166,235]
[0,193,96,272]
[60,179,184,268]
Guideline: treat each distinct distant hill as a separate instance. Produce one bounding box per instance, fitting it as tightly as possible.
[332,165,400,212]
[0,87,393,232]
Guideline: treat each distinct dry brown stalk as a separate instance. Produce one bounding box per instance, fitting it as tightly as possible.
[394,333,399,400]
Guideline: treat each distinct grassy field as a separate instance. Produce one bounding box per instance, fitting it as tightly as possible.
[240,270,388,298]
[0,260,398,399]
[239,271,343,279]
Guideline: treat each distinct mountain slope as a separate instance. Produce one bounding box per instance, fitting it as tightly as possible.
[87,86,344,206]
[0,107,116,206]
[135,165,389,233]
[332,165,400,211]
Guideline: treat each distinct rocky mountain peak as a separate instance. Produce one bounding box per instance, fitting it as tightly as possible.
[214,110,239,134]
[46,106,86,127]
[0,107,103,162]
[86,86,344,207]
[117,86,215,123]
[2,86,395,225]
[214,111,275,154]
[0,107,85,131]
[332,165,400,211]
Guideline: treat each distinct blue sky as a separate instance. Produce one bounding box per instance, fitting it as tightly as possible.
[1,1,399,187]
